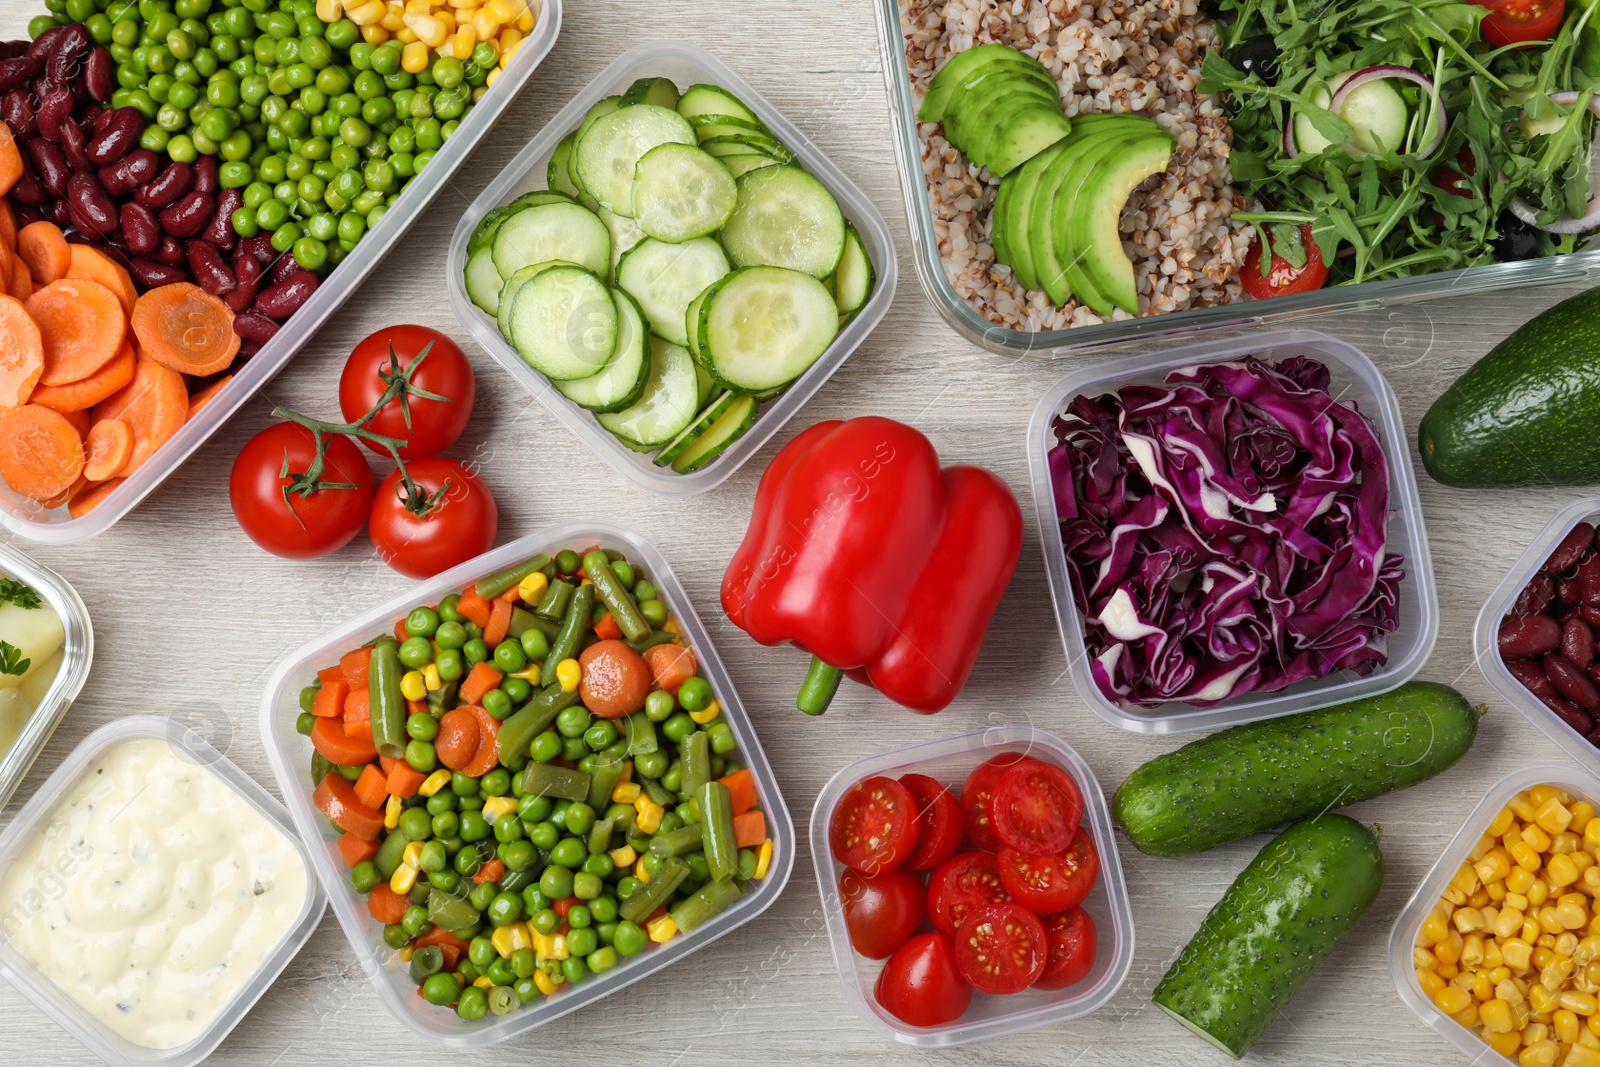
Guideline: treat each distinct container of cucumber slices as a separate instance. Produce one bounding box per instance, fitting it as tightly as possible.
[446,41,896,496]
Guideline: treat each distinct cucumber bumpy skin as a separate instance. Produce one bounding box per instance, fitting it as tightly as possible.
[1112,681,1482,856]
[1151,814,1383,1059]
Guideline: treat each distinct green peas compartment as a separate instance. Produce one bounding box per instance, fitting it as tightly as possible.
[259,523,794,1046]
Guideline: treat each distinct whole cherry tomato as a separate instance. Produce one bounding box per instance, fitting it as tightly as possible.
[874,933,971,1027]
[840,868,926,960]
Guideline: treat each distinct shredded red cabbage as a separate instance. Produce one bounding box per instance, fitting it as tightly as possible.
[1050,356,1402,706]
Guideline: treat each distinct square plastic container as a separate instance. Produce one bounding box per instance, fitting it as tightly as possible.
[0,540,92,811]
[0,715,328,1067]
[257,522,796,1045]
[1476,497,1600,771]
[1025,328,1439,734]
[870,0,1600,359]
[445,41,897,497]
[1389,762,1600,1065]
[0,0,563,544]
[810,723,1134,1047]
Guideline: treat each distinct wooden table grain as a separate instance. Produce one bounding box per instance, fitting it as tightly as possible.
[1,3,1593,1064]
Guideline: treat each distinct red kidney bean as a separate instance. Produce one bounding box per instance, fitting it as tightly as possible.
[240,233,274,264]
[193,155,217,194]
[34,83,74,142]
[158,190,213,238]
[1500,614,1563,660]
[1565,618,1596,668]
[152,235,185,266]
[3,89,36,139]
[127,258,191,288]
[1509,657,1558,700]
[187,240,235,295]
[27,25,66,61]
[68,172,116,237]
[0,42,30,61]
[25,137,68,197]
[45,199,72,228]
[138,161,193,209]
[1584,605,1600,628]
[233,311,280,344]
[0,56,40,93]
[203,187,241,251]
[98,148,156,198]
[44,24,88,87]
[1548,523,1597,574]
[1581,555,1600,606]
[1547,652,1600,709]
[119,202,159,254]
[254,270,319,319]
[14,204,44,228]
[58,118,91,172]
[1545,692,1594,735]
[1513,574,1558,618]
[225,251,263,312]
[267,252,300,286]
[236,339,262,360]
[82,46,111,103]
[9,164,46,206]
[86,107,139,165]
[1560,576,1582,606]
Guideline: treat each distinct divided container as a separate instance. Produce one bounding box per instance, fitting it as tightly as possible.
[0,540,92,811]
[1476,497,1600,771]
[1389,762,1600,1065]
[0,715,327,1067]
[869,0,1600,359]
[1025,328,1439,734]
[810,724,1134,1047]
[0,0,563,544]
[445,41,897,496]
[258,523,796,1045]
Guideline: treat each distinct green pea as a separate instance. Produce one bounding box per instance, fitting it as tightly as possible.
[112,18,139,47]
[327,15,359,49]
[482,768,511,797]
[218,160,252,187]
[611,919,647,957]
[462,638,487,665]
[406,713,439,742]
[677,677,713,713]
[255,198,289,229]
[220,130,252,162]
[416,840,445,873]
[571,872,603,901]
[453,769,480,795]
[300,134,331,162]
[587,946,618,974]
[456,985,488,1021]
[360,94,395,126]
[434,811,462,841]
[405,738,438,773]
[467,935,496,970]
[228,204,255,239]
[390,151,415,177]
[397,635,433,669]
[485,957,515,987]
[378,922,407,950]
[634,749,668,780]
[707,722,737,755]
[337,115,371,148]
[640,599,668,626]
[166,133,198,163]
[537,862,573,901]
[582,853,614,879]
[493,640,527,674]
[398,806,432,842]
[414,117,443,151]
[436,648,464,682]
[644,689,676,723]
[561,736,589,762]
[422,973,459,1006]
[155,103,186,132]
[301,34,332,69]
[561,956,589,987]
[384,69,414,92]
[662,712,695,743]
[166,28,195,61]
[305,212,336,241]
[455,810,489,848]
[205,78,240,109]
[527,820,558,850]
[292,235,327,271]
[435,620,467,649]
[583,721,617,753]
[550,837,586,869]
[501,836,540,871]
[482,688,512,720]
[556,705,590,739]
[530,731,562,763]
[330,167,362,201]
[487,891,523,927]
[661,760,682,792]
[514,627,549,663]
[467,882,496,914]
[286,63,315,90]
[434,88,466,122]
[563,802,595,836]
[295,710,315,735]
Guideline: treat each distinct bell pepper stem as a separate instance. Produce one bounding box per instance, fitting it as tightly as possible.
[797,657,843,716]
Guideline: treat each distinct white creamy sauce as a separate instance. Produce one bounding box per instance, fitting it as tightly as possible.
[0,595,65,758]
[0,738,309,1050]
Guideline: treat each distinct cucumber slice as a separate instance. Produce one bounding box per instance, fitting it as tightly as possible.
[464,245,504,314]
[671,393,758,473]
[622,77,680,109]
[684,286,712,369]
[720,165,846,279]
[597,207,646,279]
[508,265,619,381]
[697,133,794,163]
[831,223,874,315]
[632,143,737,242]
[496,261,569,341]
[654,390,737,467]
[568,96,624,199]
[509,189,575,211]
[697,266,839,392]
[468,205,515,254]
[677,84,761,126]
[555,288,650,412]
[693,358,715,407]
[575,104,696,218]
[616,236,730,347]
[548,132,581,198]
[722,154,780,179]
[596,337,700,447]
[491,202,612,280]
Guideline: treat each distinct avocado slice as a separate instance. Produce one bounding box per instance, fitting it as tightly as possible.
[920,43,1053,122]
[946,79,1057,157]
[995,139,1067,290]
[1067,125,1173,315]
[1028,126,1131,306]
[984,106,1073,177]
[1049,130,1156,313]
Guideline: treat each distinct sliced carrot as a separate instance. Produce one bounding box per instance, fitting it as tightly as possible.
[0,294,44,407]
[131,282,239,376]
[0,200,15,252]
[90,356,187,476]
[719,768,758,816]
[38,473,85,511]
[67,477,122,518]
[26,278,126,386]
[733,811,767,849]
[83,418,132,482]
[312,677,348,718]
[0,247,10,294]
[0,124,20,197]
[386,762,426,799]
[459,661,503,706]
[460,705,501,778]
[0,404,84,501]
[455,588,492,628]
[66,245,137,318]
[8,251,32,302]
[187,375,233,418]
[353,763,389,811]
[59,406,89,438]
[15,222,70,286]
[484,597,513,647]
[30,339,134,412]
[337,831,379,868]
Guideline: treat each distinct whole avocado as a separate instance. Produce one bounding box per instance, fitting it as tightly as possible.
[1419,286,1600,487]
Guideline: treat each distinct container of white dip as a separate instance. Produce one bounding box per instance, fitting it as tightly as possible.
[0,716,327,1067]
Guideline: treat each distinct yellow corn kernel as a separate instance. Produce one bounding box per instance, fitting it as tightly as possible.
[1488,1030,1525,1058]
[1514,840,1546,873]
[1493,806,1521,837]
[532,931,567,960]
[1532,879,1553,907]
[1557,833,1585,856]
[1483,998,1517,1032]
[1515,894,1536,911]
[1493,883,1511,902]
[1562,902,1592,930]
[1562,933,1584,957]
[491,921,531,957]
[1502,977,1529,1005]
[381,8,406,31]
[449,25,476,59]
[612,781,642,805]
[398,946,414,962]
[635,799,663,834]
[1584,1028,1600,1051]
[1565,990,1600,1015]
[1439,930,1465,965]
[1516,793,1544,822]
[1464,934,1487,970]
[402,841,425,868]
[1535,784,1573,806]
[1424,908,1451,944]
[1545,955,1577,990]
[755,838,773,879]
[1535,983,1566,1013]
[1588,820,1600,851]
[419,769,452,796]
[1452,1002,1477,1026]
[1578,936,1600,968]
[500,37,522,66]
[1514,868,1542,896]
[1502,908,1532,939]
[1573,851,1594,873]
[1439,963,1459,980]
[1484,906,1502,933]
[423,663,443,691]
[472,975,493,990]
[1435,986,1473,1014]
[1457,907,1489,933]
[1568,1045,1600,1067]
[384,794,403,830]
[1443,886,1469,906]
[647,914,678,943]
[1528,1022,1553,1045]
[533,969,559,996]
[608,844,637,868]
[361,23,390,43]
[1481,849,1516,885]
[1419,968,1447,997]
[1560,1009,1585,1044]
[401,39,430,72]
[487,0,525,19]
[516,571,548,604]
[405,0,428,11]
[435,8,456,34]
[400,669,427,701]
[1416,946,1440,969]
[497,24,521,53]
[347,0,385,24]
[485,65,501,87]
[634,857,651,883]
[449,0,476,6]
[1472,889,1493,909]
[317,0,344,20]
[688,701,720,725]
[481,795,517,822]
[1473,971,1496,1001]
[1576,803,1597,835]
[471,8,499,38]
[618,761,633,784]
[390,863,418,893]
[1591,1012,1600,1037]
[556,658,581,692]
[1524,1040,1561,1067]
[1488,942,1508,970]
[511,664,541,685]
[1554,853,1586,887]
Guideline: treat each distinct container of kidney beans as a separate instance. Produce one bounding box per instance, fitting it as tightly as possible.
[1478,498,1600,762]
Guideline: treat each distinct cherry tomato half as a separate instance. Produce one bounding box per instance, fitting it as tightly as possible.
[953,901,1047,995]
[339,324,476,460]
[369,457,498,579]
[1241,222,1330,300]
[840,868,926,960]
[1475,0,1564,48]
[1036,907,1097,991]
[998,827,1100,913]
[927,851,1012,939]
[900,772,964,871]
[230,422,374,559]
[989,759,1084,856]
[874,933,971,1027]
[829,776,920,875]
[961,751,1025,852]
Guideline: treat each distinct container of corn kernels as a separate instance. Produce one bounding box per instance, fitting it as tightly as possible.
[1390,764,1600,1067]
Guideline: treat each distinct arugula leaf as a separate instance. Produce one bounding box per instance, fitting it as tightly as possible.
[0,578,41,610]
[0,641,30,678]
[1298,104,1355,146]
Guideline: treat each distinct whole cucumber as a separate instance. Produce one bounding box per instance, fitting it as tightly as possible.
[1113,681,1481,855]
[1151,814,1383,1058]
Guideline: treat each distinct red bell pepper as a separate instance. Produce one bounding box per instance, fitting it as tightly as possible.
[721,417,1022,714]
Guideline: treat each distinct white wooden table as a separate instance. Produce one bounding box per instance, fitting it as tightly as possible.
[1,3,1593,1064]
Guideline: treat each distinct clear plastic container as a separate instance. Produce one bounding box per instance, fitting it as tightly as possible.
[870,0,1600,359]
[0,715,327,1067]
[0,0,564,544]
[257,522,796,1045]
[0,540,92,811]
[1475,497,1600,772]
[445,41,897,497]
[1024,328,1439,733]
[1388,762,1600,1066]
[810,723,1134,1047]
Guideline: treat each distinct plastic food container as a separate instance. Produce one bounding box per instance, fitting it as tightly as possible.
[1389,762,1600,1064]
[810,724,1133,1047]
[445,41,897,497]
[869,0,1600,359]
[258,522,796,1045]
[1476,497,1600,772]
[0,0,563,544]
[0,540,91,811]
[0,715,327,1067]
[1025,328,1439,734]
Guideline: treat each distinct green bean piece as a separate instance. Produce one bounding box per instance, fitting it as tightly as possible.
[648,824,703,860]
[587,816,614,856]
[797,656,843,716]
[409,944,444,983]
[680,730,711,797]
[373,829,412,879]
[475,553,554,600]
[623,712,658,756]
[618,856,690,924]
[627,630,678,655]
[426,676,459,713]
[541,584,595,679]
[497,868,536,894]
[496,683,580,764]
[521,763,592,802]
[670,877,742,932]
[487,984,519,1016]
[642,776,674,808]
[507,607,558,641]
[310,750,333,790]
[534,578,575,621]
[368,639,407,760]
[427,887,478,930]
[698,781,737,883]
[582,551,651,642]
[587,753,624,811]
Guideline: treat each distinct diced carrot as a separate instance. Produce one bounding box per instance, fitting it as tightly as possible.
[83,418,132,482]
[0,200,15,252]
[66,246,137,318]
[353,763,389,810]
[318,664,346,686]
[90,357,187,476]
[344,687,372,739]
[337,831,380,868]
[367,883,408,924]
[15,222,70,285]
[484,597,513,647]
[406,698,428,716]
[459,660,503,705]
[0,124,20,197]
[379,753,402,776]
[437,944,461,972]
[312,677,348,718]
[0,293,43,407]
[341,647,372,688]
[593,612,622,641]
[472,859,507,885]
[733,811,767,849]
[500,586,520,602]
[455,587,492,627]
[131,282,239,376]
[413,926,471,955]
[645,644,697,694]
[186,374,231,417]
[26,278,127,387]
[0,404,84,501]
[31,340,134,412]
[719,768,758,816]
[7,251,31,302]
[386,761,426,799]
[67,477,121,518]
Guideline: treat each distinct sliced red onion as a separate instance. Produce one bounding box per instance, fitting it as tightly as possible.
[1510,92,1600,234]
[1328,65,1447,159]
[1283,120,1297,159]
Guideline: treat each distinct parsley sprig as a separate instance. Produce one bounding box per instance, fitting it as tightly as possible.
[0,578,41,610]
[0,642,29,678]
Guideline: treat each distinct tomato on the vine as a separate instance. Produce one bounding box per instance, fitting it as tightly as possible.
[369,457,498,579]
[1241,222,1330,299]
[339,325,476,460]
[1474,0,1564,48]
[230,422,374,559]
